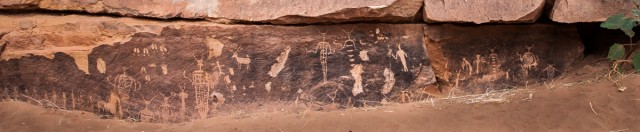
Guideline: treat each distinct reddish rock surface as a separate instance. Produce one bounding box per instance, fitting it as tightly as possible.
[0,15,435,122]
[423,0,545,24]
[424,24,584,94]
[550,0,635,23]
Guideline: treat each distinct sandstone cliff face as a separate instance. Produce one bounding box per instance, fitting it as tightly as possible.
[550,0,635,23]
[0,0,423,24]
[423,0,546,24]
[0,0,599,123]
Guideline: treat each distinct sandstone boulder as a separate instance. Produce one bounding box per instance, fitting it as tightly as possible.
[424,24,583,94]
[0,0,423,24]
[0,15,435,122]
[423,0,545,24]
[550,0,635,23]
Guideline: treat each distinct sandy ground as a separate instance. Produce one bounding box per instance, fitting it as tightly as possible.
[0,58,639,132]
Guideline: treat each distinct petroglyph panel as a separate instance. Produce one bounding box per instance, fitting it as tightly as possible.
[424,24,584,94]
[0,24,434,123]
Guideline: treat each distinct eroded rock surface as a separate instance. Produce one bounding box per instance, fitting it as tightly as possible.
[0,0,423,24]
[550,0,635,23]
[424,24,583,94]
[0,21,435,122]
[423,0,545,24]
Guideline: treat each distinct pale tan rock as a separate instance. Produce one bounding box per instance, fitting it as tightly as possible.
[0,0,422,24]
[550,0,635,23]
[423,0,545,24]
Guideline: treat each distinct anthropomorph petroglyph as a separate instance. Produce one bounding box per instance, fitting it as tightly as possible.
[183,56,212,119]
[159,92,175,123]
[268,46,291,77]
[312,31,335,82]
[206,36,224,59]
[474,54,483,74]
[461,57,473,76]
[106,69,142,118]
[394,44,409,72]
[140,94,156,122]
[178,85,189,122]
[339,29,360,66]
[351,64,364,96]
[381,68,396,94]
[519,45,539,78]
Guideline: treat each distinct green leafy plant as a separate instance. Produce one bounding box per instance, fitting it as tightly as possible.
[601,0,640,73]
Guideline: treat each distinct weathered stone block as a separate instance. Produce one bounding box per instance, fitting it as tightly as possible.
[423,0,545,24]
[550,0,635,23]
[425,24,583,94]
[0,20,435,122]
[1,0,423,24]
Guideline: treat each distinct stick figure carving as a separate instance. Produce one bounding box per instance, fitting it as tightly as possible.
[177,85,189,122]
[140,94,156,122]
[393,44,409,72]
[474,54,483,74]
[312,31,335,82]
[159,92,175,123]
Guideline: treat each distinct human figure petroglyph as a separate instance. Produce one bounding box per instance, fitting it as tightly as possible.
[159,92,175,123]
[106,69,142,119]
[351,64,364,96]
[140,94,156,122]
[393,44,409,72]
[542,64,558,79]
[312,31,335,83]
[268,46,291,77]
[519,45,539,78]
[381,68,395,95]
[177,85,189,122]
[183,55,212,119]
[71,91,76,110]
[474,54,483,74]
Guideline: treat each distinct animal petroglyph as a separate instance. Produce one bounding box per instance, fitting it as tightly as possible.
[351,64,364,96]
[394,44,409,72]
[381,68,396,94]
[97,58,106,74]
[268,46,291,77]
[312,32,335,82]
[206,36,224,59]
[159,92,175,123]
[232,50,251,70]
[461,57,473,76]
